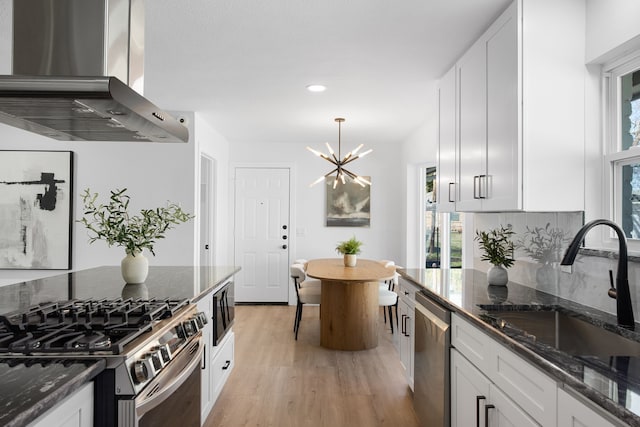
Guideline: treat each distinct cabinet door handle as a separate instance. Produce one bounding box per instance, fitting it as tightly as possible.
[485,403,495,426]
[400,314,406,335]
[448,182,455,202]
[473,175,479,199]
[478,174,487,199]
[201,345,206,370]
[476,395,486,427]
[222,360,231,370]
[403,316,410,337]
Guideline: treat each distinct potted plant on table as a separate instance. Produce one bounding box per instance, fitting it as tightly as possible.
[335,236,363,267]
[475,225,515,286]
[78,188,194,284]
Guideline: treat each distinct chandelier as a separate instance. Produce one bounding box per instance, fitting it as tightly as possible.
[307,118,372,188]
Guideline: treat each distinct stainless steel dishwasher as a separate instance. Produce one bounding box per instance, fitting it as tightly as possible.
[414,290,451,427]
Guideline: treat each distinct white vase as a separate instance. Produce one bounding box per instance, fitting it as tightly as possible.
[121,251,149,284]
[344,254,357,267]
[487,264,508,286]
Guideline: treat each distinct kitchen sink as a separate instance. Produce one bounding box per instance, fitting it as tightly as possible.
[483,308,640,360]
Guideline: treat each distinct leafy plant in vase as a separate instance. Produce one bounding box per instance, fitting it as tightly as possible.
[475,225,515,286]
[335,236,363,267]
[78,188,194,284]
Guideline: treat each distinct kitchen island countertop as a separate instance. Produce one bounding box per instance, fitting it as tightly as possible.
[399,268,640,426]
[0,265,240,426]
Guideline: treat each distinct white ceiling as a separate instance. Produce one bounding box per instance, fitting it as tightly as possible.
[144,0,512,146]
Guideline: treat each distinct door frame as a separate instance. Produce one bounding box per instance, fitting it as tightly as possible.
[199,154,215,267]
[230,162,297,305]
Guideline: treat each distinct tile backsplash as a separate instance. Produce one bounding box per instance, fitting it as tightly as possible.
[473,212,640,322]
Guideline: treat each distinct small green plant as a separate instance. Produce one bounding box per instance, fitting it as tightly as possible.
[335,236,363,255]
[475,225,515,268]
[78,188,194,256]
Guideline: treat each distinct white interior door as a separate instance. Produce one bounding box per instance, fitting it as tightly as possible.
[234,167,290,302]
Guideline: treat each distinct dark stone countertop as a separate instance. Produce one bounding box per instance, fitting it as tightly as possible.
[0,265,240,426]
[399,268,640,426]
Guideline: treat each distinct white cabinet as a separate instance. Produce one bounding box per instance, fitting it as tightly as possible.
[395,278,418,390]
[451,349,490,427]
[199,292,235,425]
[29,382,93,427]
[451,313,630,426]
[456,32,488,212]
[437,65,457,213]
[211,331,235,404]
[437,0,585,212]
[557,388,619,427]
[452,313,556,426]
[451,350,538,427]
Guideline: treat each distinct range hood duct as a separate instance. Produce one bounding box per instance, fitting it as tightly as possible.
[0,0,188,142]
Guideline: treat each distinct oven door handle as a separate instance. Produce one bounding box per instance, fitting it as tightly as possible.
[136,338,204,418]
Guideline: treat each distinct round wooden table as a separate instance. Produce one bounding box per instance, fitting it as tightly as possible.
[305,258,395,351]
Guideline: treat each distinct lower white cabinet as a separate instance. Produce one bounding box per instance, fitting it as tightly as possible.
[557,388,618,427]
[451,313,627,426]
[199,293,235,425]
[29,381,93,427]
[395,278,418,390]
[211,331,235,404]
[451,349,537,427]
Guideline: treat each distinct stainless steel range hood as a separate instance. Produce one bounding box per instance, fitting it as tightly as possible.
[0,0,189,142]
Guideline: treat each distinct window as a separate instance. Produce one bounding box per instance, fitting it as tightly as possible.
[606,55,640,241]
[422,167,463,268]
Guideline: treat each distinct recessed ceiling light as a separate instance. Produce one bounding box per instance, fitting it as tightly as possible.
[306,84,326,92]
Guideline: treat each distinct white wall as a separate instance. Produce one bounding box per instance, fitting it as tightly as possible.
[586,0,640,64]
[399,84,439,268]
[195,114,232,265]
[229,139,404,264]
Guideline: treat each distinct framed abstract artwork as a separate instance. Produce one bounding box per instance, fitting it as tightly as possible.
[0,150,73,269]
[326,176,371,227]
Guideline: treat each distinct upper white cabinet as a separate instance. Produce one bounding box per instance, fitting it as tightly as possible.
[437,0,585,212]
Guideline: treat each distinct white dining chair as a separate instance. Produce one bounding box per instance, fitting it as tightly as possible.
[378,260,399,332]
[290,264,322,340]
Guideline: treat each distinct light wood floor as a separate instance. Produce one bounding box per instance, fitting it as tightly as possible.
[204,305,419,427]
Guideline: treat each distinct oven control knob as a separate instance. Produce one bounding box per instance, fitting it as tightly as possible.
[133,360,150,383]
[155,343,172,363]
[149,349,167,369]
[194,312,208,328]
[182,319,197,337]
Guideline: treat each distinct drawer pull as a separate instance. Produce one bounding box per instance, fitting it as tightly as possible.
[485,403,495,426]
[476,395,486,427]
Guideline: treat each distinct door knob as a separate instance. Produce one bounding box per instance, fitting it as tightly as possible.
[282,244,287,249]
[282,225,288,230]
[282,235,288,240]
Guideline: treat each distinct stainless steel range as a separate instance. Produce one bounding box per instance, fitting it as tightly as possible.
[0,298,206,427]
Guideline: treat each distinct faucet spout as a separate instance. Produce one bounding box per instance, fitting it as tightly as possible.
[561,219,635,330]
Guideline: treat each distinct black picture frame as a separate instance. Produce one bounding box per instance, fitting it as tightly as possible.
[0,150,73,269]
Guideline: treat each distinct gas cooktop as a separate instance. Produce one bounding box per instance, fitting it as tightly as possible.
[0,298,190,355]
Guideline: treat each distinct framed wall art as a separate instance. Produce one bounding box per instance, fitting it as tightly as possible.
[326,176,371,227]
[0,150,73,269]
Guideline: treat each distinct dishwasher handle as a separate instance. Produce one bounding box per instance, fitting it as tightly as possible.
[415,300,450,331]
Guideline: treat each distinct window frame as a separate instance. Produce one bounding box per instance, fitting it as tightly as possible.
[604,51,640,251]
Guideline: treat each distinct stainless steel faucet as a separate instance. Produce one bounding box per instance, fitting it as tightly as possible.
[561,219,635,330]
